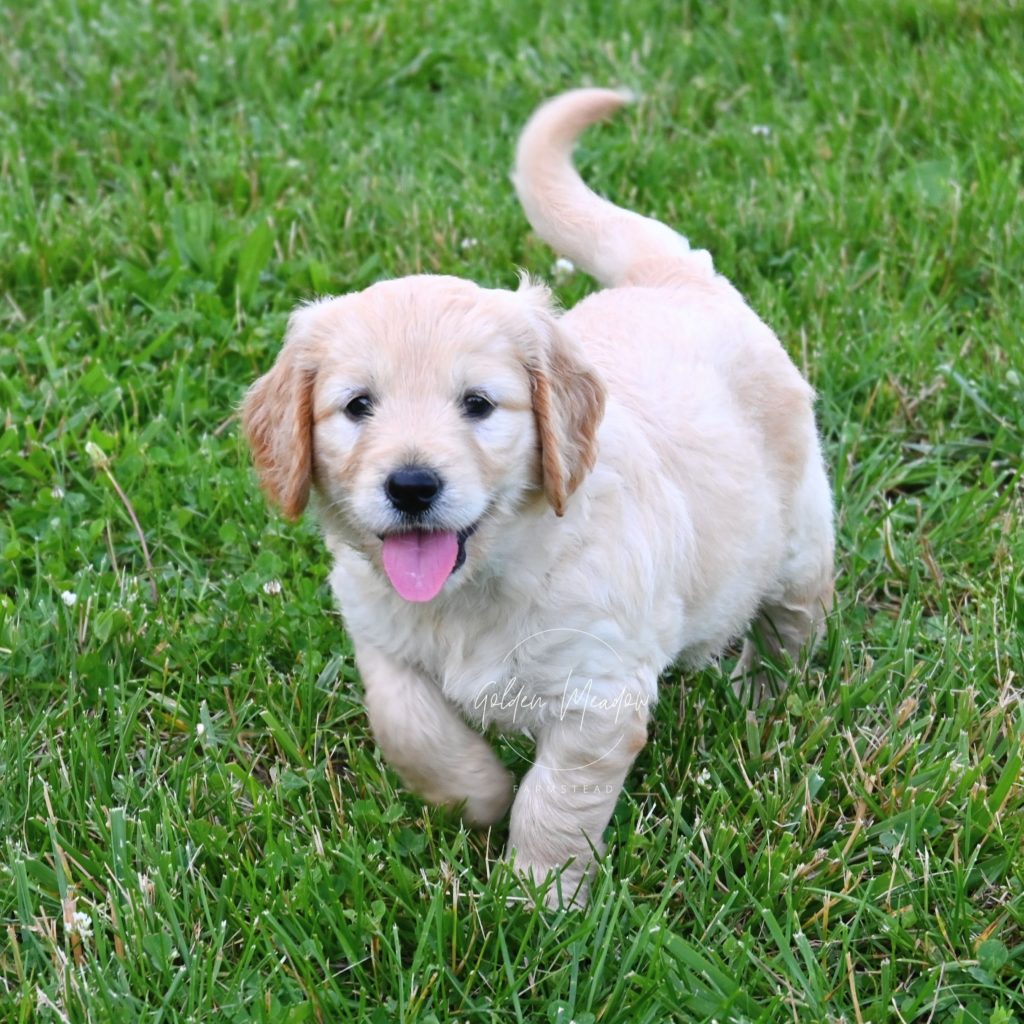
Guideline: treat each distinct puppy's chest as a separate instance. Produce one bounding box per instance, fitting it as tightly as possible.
[411,620,558,730]
[403,615,638,737]
[332,556,638,733]
[446,644,558,735]
[369,604,586,733]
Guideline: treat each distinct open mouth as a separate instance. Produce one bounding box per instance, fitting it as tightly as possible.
[379,522,479,603]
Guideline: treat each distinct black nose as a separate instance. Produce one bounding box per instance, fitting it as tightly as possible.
[385,467,443,516]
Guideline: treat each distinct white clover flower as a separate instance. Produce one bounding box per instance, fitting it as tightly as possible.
[69,911,92,938]
[262,579,282,595]
[51,485,65,500]
[85,440,110,470]
[61,591,77,607]
[552,256,576,283]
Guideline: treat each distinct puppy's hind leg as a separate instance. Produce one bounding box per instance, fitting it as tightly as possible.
[733,458,835,703]
[356,645,514,826]
[732,576,833,703]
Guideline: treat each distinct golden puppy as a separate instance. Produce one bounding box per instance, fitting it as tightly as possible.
[243,89,834,907]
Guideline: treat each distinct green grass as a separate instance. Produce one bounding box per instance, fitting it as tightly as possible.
[2,0,1023,1020]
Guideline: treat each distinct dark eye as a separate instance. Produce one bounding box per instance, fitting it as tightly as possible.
[344,393,374,421]
[461,392,495,420]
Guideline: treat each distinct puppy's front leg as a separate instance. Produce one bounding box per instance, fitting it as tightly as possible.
[508,695,649,907]
[356,645,514,826]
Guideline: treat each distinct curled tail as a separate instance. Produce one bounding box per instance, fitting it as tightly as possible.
[513,88,714,289]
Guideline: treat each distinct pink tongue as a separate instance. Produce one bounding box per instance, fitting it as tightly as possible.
[381,531,459,602]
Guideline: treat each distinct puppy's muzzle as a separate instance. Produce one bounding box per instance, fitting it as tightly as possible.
[385,466,443,517]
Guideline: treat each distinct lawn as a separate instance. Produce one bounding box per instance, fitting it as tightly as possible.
[1,0,1022,1021]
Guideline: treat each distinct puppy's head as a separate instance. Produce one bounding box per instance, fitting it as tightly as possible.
[242,276,605,602]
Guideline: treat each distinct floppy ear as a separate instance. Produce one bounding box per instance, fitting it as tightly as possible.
[241,309,317,520]
[519,282,606,516]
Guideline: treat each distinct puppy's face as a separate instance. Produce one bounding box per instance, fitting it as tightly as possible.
[243,276,604,602]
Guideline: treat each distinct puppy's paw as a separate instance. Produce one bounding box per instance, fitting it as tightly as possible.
[459,766,515,828]
[507,857,590,910]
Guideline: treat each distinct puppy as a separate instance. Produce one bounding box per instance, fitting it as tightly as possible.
[243,89,834,906]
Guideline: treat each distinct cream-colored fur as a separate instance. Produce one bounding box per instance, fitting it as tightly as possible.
[243,89,834,907]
